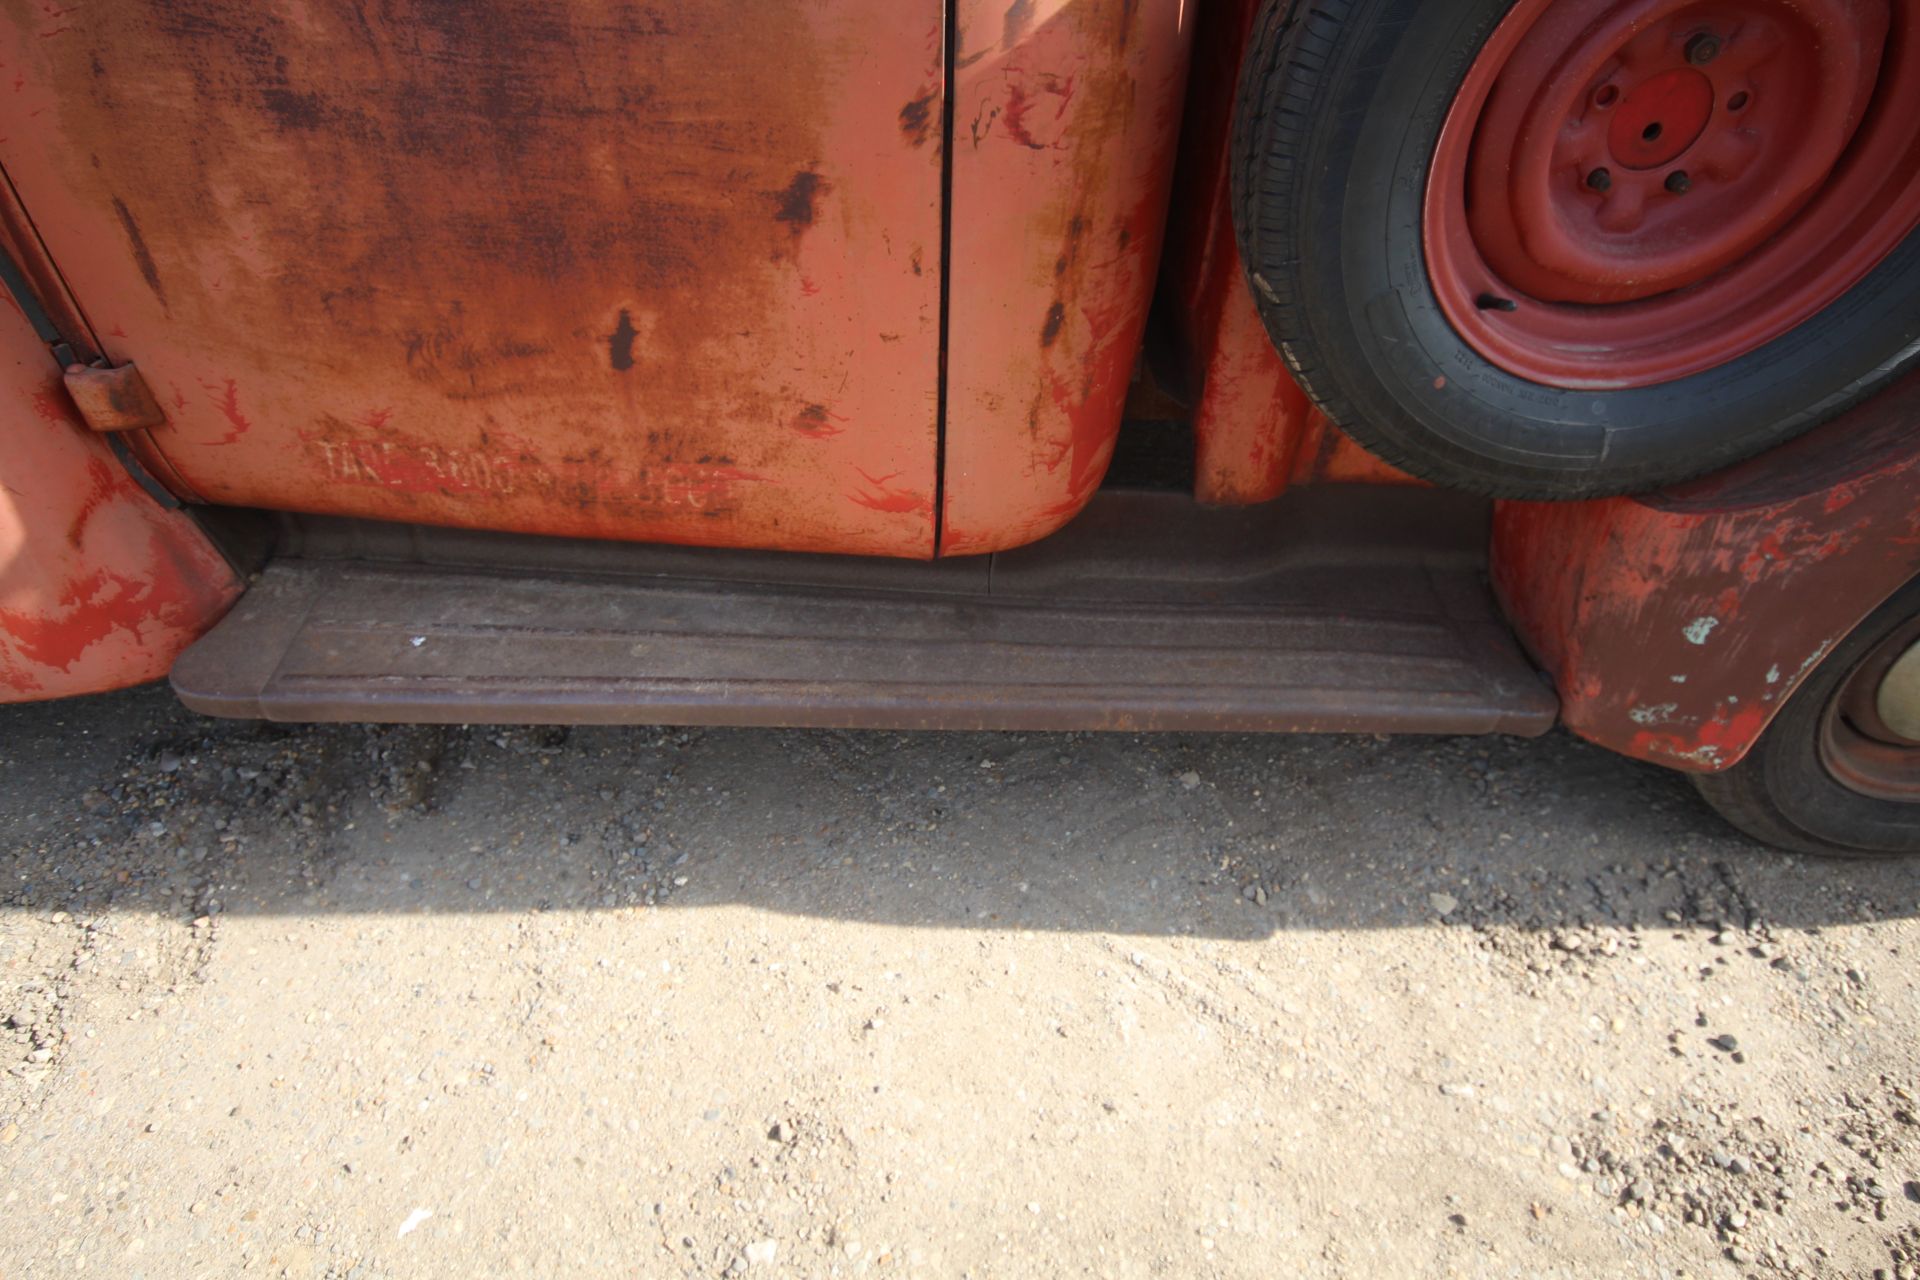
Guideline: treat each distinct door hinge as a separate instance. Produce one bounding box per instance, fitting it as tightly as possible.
[63,360,168,433]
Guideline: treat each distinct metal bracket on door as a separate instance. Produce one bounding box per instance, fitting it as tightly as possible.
[62,360,169,432]
[1,233,183,508]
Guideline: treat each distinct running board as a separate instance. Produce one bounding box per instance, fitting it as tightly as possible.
[172,490,1558,734]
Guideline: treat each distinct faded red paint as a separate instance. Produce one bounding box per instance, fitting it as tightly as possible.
[203,378,252,446]
[940,0,1195,555]
[789,404,847,440]
[1626,704,1771,770]
[1,306,240,702]
[1158,0,1420,505]
[5,569,163,669]
[1493,375,1920,772]
[848,469,934,519]
[64,454,120,548]
[0,0,945,559]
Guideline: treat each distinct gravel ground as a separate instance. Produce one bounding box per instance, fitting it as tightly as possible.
[1,683,1917,1278]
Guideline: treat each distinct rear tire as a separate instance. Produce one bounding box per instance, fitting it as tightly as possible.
[1231,0,1920,499]
[1693,579,1920,857]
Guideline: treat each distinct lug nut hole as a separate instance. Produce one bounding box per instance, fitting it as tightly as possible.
[1685,33,1722,65]
[1665,170,1692,194]
[1587,167,1613,192]
[1594,84,1620,109]
[1728,90,1750,111]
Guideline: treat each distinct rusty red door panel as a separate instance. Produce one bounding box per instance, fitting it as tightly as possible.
[2,300,241,703]
[939,0,1192,556]
[0,1,943,557]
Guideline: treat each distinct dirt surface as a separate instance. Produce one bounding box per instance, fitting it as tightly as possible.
[1,684,1917,1279]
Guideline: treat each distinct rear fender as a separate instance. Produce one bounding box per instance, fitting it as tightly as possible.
[1492,374,1920,771]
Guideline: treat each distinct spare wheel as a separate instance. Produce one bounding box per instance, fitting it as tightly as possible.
[1231,0,1920,498]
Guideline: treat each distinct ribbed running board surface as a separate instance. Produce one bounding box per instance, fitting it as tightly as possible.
[174,497,1557,734]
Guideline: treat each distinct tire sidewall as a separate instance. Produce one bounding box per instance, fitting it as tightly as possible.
[1755,579,1920,854]
[1264,0,1920,490]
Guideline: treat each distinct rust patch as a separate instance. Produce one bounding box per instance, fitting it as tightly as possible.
[789,403,845,439]
[110,195,166,308]
[773,170,826,232]
[1040,301,1065,347]
[61,361,169,431]
[258,87,327,131]
[898,88,937,148]
[999,71,1074,150]
[608,309,637,372]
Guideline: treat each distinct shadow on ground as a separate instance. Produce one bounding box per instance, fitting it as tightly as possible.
[4,682,1917,940]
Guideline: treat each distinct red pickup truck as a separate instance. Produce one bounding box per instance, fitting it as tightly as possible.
[3,0,1916,856]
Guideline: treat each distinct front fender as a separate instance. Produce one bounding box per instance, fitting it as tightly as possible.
[2,304,240,703]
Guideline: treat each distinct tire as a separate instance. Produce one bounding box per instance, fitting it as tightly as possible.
[1693,578,1920,858]
[1230,0,1920,499]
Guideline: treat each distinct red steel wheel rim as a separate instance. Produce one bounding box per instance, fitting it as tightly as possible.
[1424,0,1920,389]
[1819,618,1920,804]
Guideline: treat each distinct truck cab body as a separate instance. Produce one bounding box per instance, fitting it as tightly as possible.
[5,0,1917,855]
